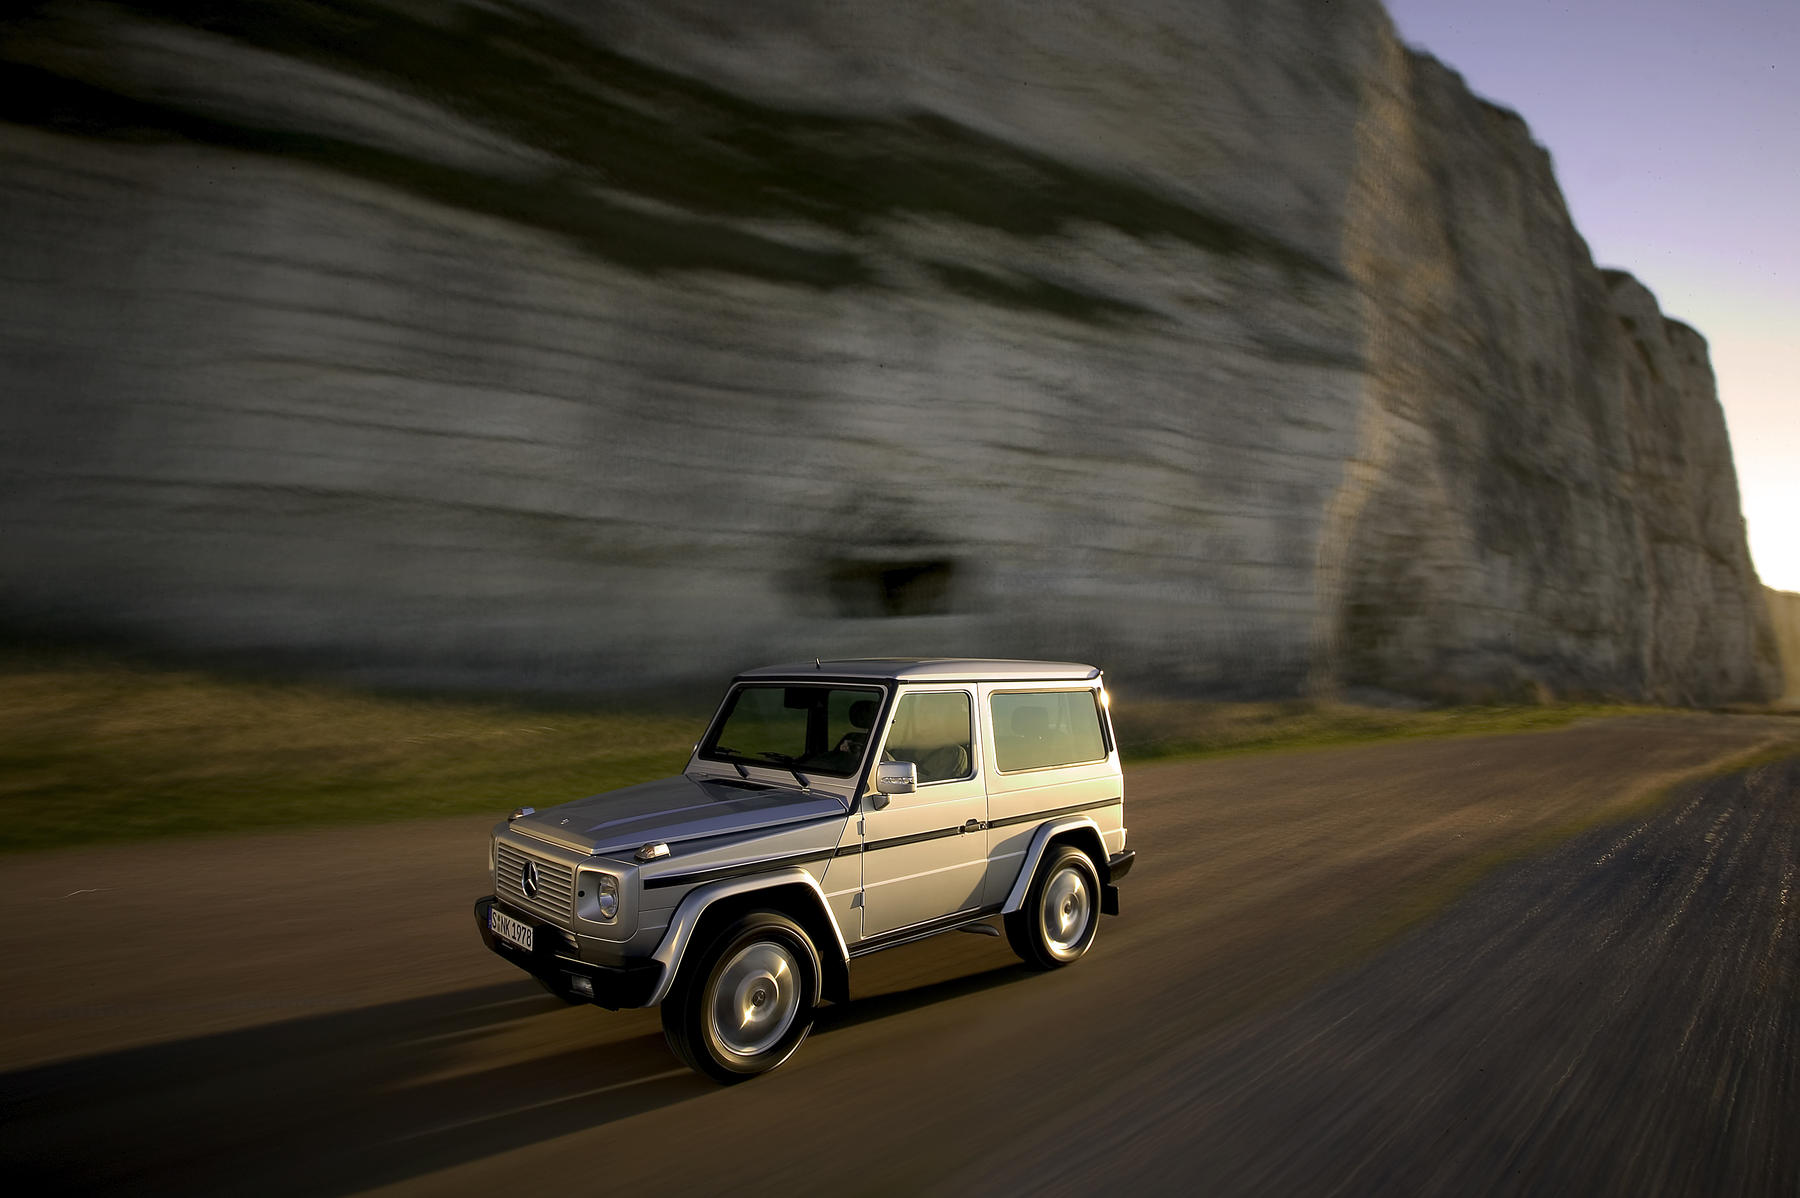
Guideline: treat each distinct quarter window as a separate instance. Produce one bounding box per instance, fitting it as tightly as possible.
[882,691,974,784]
[991,690,1107,773]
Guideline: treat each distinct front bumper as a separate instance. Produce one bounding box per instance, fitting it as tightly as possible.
[474,896,662,1010]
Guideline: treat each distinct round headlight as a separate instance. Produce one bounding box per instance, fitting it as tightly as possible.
[595,874,619,920]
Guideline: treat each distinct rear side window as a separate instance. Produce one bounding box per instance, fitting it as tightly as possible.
[991,690,1107,773]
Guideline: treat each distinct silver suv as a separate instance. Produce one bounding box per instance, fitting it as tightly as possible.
[474,658,1135,1082]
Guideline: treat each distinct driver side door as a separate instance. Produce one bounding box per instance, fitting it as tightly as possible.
[859,687,989,937]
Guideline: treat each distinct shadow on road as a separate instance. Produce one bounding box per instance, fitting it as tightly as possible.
[818,959,1036,1035]
[1,953,1035,1195]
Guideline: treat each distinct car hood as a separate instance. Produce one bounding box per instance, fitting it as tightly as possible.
[509,773,848,856]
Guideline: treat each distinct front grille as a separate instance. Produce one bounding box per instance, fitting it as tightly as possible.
[497,842,576,925]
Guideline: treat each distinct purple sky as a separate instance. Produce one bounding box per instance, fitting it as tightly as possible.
[1384,0,1798,591]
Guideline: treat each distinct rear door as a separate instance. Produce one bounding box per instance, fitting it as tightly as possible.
[858,686,988,937]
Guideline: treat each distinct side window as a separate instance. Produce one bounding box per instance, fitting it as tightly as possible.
[991,690,1107,773]
[883,691,974,785]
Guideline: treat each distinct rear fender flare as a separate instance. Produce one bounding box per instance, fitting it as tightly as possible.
[1001,817,1108,914]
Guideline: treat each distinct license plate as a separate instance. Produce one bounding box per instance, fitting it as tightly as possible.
[488,907,535,952]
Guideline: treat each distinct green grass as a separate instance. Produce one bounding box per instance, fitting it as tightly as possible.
[0,658,702,853]
[0,655,1665,853]
[1112,696,1655,762]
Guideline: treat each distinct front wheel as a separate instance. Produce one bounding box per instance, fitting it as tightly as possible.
[661,911,819,1083]
[1005,844,1101,969]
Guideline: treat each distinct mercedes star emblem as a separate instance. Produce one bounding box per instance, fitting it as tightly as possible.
[521,859,541,898]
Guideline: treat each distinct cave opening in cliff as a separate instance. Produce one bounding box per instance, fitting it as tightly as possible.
[826,559,959,618]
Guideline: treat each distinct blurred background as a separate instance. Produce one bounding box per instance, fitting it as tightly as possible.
[0,0,1791,708]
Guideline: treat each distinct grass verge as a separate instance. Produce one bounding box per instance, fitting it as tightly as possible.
[0,657,1669,853]
[0,659,702,853]
[1112,696,1654,761]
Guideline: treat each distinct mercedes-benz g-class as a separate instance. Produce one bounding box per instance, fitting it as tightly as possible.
[474,658,1134,1082]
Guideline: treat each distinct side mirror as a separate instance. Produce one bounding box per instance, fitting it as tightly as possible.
[874,761,917,799]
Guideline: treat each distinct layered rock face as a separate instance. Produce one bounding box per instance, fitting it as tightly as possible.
[1325,41,1779,703]
[0,1,1780,700]
[1768,590,1800,706]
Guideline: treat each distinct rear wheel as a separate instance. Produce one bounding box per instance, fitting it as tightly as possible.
[1005,844,1101,969]
[661,910,818,1083]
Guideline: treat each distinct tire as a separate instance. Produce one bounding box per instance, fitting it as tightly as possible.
[661,910,819,1083]
[1004,844,1101,970]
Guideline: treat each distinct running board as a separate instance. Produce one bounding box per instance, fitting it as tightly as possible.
[848,905,1004,957]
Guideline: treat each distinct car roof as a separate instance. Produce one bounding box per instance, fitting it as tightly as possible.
[736,657,1102,683]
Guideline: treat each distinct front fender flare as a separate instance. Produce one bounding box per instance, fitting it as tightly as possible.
[645,867,849,1007]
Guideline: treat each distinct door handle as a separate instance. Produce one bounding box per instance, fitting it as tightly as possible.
[962,819,983,834]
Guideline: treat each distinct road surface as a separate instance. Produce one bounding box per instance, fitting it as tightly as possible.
[1,713,1795,1195]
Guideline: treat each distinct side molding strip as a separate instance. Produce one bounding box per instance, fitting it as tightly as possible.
[644,847,836,889]
[986,796,1121,831]
[648,798,1124,888]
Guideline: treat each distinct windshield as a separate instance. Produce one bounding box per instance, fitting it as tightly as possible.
[699,684,884,779]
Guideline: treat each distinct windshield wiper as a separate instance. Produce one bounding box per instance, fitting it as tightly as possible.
[714,747,810,790]
[753,751,812,791]
[711,746,753,780]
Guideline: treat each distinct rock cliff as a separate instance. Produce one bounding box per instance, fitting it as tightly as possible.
[1767,589,1800,706]
[0,0,1781,701]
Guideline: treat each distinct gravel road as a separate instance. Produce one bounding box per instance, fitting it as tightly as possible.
[1,714,1794,1196]
[970,754,1800,1196]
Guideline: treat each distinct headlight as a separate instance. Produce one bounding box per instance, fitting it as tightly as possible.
[593,873,619,920]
